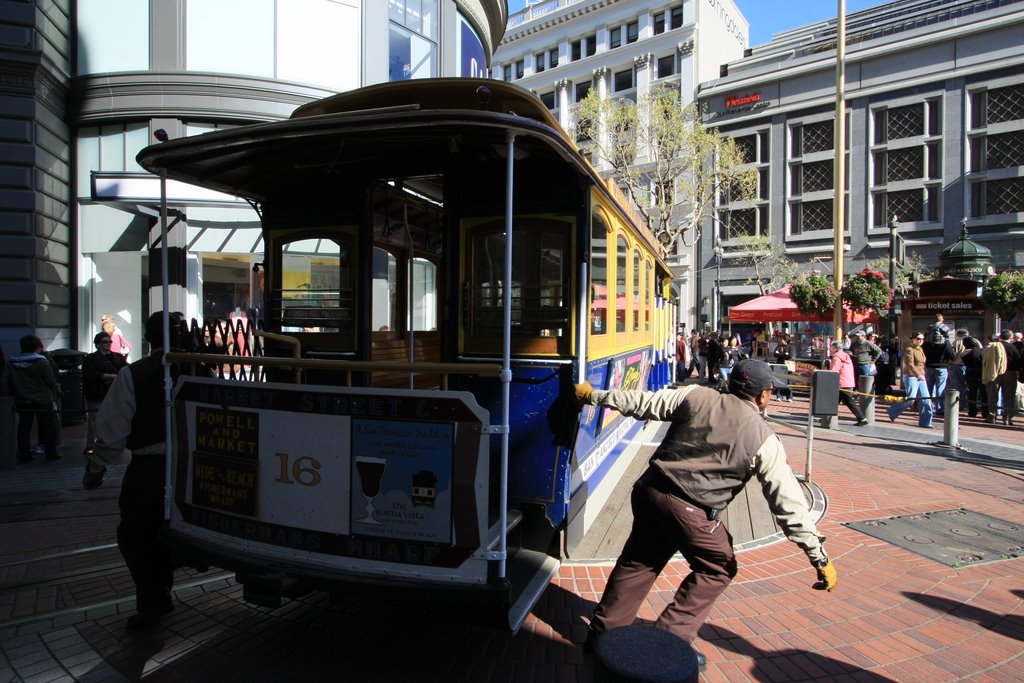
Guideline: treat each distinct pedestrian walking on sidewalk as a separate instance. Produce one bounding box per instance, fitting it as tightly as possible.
[995,330,1019,425]
[83,311,192,629]
[82,332,127,454]
[829,341,869,426]
[575,360,837,671]
[982,333,1007,424]
[887,333,933,428]
[1,335,61,463]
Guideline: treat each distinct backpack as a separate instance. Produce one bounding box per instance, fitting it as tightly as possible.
[927,323,948,344]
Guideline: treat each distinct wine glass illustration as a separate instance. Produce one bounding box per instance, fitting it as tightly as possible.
[354,456,387,525]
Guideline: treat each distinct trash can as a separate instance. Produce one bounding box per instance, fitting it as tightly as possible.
[50,349,87,425]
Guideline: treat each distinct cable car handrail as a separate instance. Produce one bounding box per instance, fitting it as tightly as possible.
[165,352,503,387]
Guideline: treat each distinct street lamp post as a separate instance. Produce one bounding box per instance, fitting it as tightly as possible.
[888,214,899,340]
[713,238,723,332]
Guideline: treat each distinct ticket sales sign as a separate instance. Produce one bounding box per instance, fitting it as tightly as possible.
[171,377,489,573]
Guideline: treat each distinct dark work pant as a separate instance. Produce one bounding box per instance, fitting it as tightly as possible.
[965,372,986,417]
[118,454,176,612]
[589,468,737,643]
[838,388,866,422]
[16,401,59,460]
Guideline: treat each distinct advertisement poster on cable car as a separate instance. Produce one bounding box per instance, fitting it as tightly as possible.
[171,378,489,570]
[350,419,453,543]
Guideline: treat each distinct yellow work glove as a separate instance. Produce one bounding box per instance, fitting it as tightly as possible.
[815,560,838,592]
[574,381,594,406]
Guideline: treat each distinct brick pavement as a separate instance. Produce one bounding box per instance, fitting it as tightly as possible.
[1,396,1022,681]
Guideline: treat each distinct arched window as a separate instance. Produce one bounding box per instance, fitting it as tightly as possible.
[616,236,628,333]
[590,215,608,335]
[633,248,641,332]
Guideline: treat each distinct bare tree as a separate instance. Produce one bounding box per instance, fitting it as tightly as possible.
[735,234,799,296]
[575,85,756,251]
[866,252,932,297]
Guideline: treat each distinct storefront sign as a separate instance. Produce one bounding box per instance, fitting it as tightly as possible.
[726,92,761,109]
[905,299,986,314]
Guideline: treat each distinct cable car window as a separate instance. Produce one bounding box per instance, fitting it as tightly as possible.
[411,257,437,331]
[372,247,398,332]
[465,218,570,355]
[275,231,356,345]
[616,236,627,333]
[590,215,608,335]
[633,248,641,332]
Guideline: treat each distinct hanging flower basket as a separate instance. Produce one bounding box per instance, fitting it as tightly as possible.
[982,271,1024,320]
[789,273,838,319]
[841,267,893,313]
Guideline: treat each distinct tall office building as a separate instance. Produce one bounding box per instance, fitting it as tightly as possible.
[0,0,506,354]
[492,0,749,331]
[699,0,1024,330]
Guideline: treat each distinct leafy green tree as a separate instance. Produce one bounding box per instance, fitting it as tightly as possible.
[574,85,756,249]
[981,271,1024,320]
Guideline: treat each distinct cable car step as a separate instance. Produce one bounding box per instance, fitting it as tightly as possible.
[486,509,524,550]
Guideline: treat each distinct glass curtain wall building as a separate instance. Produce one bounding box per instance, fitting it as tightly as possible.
[0,0,505,354]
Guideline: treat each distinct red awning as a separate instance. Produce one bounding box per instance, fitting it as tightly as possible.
[728,285,878,324]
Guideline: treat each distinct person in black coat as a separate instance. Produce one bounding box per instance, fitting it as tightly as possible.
[82,331,127,454]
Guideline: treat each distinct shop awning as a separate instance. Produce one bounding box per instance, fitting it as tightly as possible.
[728,285,878,323]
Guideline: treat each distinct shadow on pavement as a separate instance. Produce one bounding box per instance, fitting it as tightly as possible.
[904,591,1024,643]
[705,625,896,681]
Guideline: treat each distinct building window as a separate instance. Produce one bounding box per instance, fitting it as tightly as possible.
[576,81,591,102]
[789,118,849,235]
[614,69,634,92]
[626,21,639,44]
[535,52,546,72]
[540,92,556,110]
[585,34,597,57]
[972,177,1024,217]
[654,13,667,35]
[870,99,942,227]
[657,54,675,78]
[503,64,512,81]
[790,200,833,235]
[549,48,559,68]
[610,27,622,49]
[973,83,1024,128]
[75,124,150,197]
[972,131,1024,171]
[571,39,582,61]
[671,5,684,29]
[718,130,770,239]
[77,0,149,74]
[515,59,524,79]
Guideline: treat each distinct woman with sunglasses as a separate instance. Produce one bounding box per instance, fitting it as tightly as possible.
[886,333,933,428]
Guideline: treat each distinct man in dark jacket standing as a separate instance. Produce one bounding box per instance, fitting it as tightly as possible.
[2,335,60,463]
[922,330,956,416]
[576,360,837,670]
[82,332,127,455]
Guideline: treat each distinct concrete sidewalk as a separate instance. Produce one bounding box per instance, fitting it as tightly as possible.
[2,398,1023,681]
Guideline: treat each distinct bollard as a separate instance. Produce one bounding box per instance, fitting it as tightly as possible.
[593,625,699,683]
[942,389,960,447]
[858,375,875,425]
[0,396,16,471]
